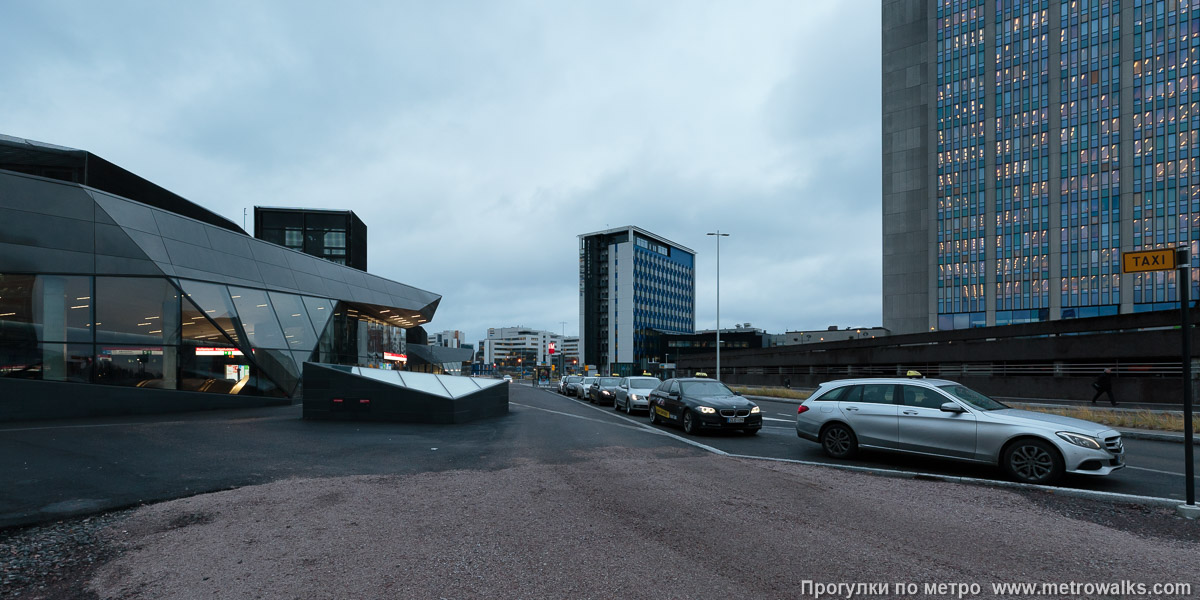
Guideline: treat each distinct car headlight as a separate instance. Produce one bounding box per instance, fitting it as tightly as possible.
[1056,431,1102,450]
[630,394,639,401]
[750,406,760,414]
[602,390,611,396]
[698,406,716,414]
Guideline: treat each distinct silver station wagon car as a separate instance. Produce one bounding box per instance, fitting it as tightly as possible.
[795,377,1125,485]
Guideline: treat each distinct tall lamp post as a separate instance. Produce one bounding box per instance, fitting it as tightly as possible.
[707,230,730,381]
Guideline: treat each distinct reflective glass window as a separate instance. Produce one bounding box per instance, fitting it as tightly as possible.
[95,345,174,389]
[0,274,36,342]
[178,280,243,345]
[302,296,334,336]
[228,287,286,349]
[95,278,181,345]
[179,342,252,394]
[33,275,93,343]
[268,292,318,350]
[0,342,91,383]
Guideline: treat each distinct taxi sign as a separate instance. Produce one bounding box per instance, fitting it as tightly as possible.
[1122,249,1178,273]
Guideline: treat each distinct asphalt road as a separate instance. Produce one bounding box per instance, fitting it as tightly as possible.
[0,382,1194,530]
[559,388,1196,502]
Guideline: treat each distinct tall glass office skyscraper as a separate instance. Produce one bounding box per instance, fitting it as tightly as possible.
[883,0,1199,333]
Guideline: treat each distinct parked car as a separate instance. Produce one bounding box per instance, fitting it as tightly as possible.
[570,376,597,398]
[587,376,623,405]
[614,376,661,414]
[560,375,582,395]
[647,377,761,435]
[794,377,1125,485]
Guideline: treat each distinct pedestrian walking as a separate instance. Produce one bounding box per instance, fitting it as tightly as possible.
[1091,368,1117,406]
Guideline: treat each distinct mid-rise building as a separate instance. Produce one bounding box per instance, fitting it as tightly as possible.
[254,207,367,271]
[579,226,695,375]
[480,327,563,367]
[883,0,1196,333]
[428,329,466,348]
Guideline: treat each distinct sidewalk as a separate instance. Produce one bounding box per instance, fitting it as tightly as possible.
[743,393,1199,445]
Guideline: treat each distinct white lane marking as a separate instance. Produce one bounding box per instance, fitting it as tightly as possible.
[512,400,730,456]
[1126,465,1187,477]
[762,416,793,423]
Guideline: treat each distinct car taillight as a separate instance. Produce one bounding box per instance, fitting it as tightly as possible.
[797,405,809,414]
[332,398,344,404]
[359,399,371,404]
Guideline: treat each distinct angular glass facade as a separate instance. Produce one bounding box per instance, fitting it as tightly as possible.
[0,274,409,398]
[0,135,441,420]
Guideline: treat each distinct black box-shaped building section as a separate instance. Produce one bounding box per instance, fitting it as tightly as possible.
[0,134,442,422]
[302,363,508,423]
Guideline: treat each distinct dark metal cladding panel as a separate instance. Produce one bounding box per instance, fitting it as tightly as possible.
[95,255,169,277]
[89,190,160,235]
[0,207,94,253]
[258,263,301,292]
[291,270,330,297]
[248,238,293,269]
[153,210,212,247]
[283,250,325,276]
[122,228,172,264]
[0,241,95,273]
[205,227,255,259]
[0,171,95,222]
[94,223,150,260]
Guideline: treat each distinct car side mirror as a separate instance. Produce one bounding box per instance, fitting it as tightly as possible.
[668,390,679,397]
[734,391,743,396]
[939,402,965,413]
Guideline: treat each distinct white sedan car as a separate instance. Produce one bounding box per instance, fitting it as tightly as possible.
[795,377,1124,485]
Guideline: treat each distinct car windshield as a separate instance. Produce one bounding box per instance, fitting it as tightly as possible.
[598,377,622,386]
[627,377,659,389]
[680,381,734,396]
[937,384,1008,411]
[567,376,582,383]
[582,378,596,384]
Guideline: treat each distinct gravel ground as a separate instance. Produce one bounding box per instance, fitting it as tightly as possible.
[3,448,1198,599]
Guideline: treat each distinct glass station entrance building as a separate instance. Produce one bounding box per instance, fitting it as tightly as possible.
[0,135,441,421]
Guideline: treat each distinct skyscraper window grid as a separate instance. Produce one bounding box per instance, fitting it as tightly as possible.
[1132,0,1200,311]
[936,0,989,330]
[995,0,1052,325]
[1059,0,1121,318]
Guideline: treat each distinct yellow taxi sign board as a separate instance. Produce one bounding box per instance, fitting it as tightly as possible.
[1122,249,1178,273]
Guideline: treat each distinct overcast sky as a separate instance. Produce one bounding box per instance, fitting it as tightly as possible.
[1,1,882,344]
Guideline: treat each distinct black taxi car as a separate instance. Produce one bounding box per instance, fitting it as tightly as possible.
[647,377,761,435]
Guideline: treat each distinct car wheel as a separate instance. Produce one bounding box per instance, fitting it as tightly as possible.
[649,406,659,424]
[682,410,697,435]
[613,398,622,411]
[820,423,858,459]
[1002,438,1064,485]
[625,401,633,415]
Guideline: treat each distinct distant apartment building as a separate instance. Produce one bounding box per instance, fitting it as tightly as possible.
[254,207,368,271]
[579,226,695,375]
[883,0,1196,333]
[480,327,563,367]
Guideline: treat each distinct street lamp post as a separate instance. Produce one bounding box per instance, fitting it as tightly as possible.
[707,231,730,381]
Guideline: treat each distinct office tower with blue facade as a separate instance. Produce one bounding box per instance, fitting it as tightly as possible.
[579,226,695,375]
[884,0,1198,333]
